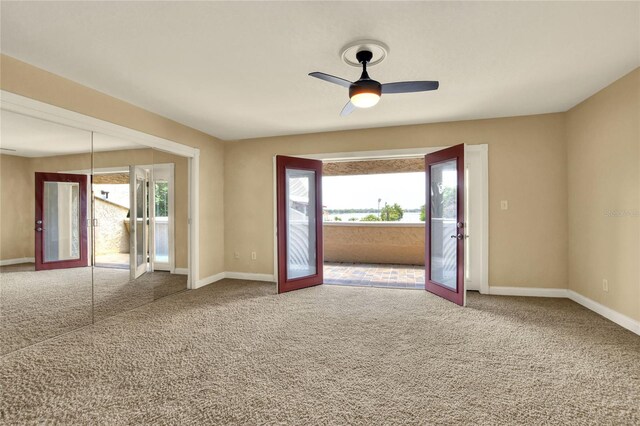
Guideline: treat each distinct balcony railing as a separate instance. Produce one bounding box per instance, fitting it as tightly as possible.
[323,222,425,265]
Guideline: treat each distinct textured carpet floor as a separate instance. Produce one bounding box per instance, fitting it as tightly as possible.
[1,267,187,354]
[1,280,638,424]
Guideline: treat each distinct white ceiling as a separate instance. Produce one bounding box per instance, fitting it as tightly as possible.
[1,2,638,141]
[1,110,141,157]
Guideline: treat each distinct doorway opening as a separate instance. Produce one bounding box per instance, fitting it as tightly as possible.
[273,145,489,302]
[322,158,426,289]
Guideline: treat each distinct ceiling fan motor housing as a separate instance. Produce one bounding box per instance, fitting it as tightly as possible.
[349,79,382,98]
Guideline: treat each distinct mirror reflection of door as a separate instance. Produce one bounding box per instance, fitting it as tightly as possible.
[35,172,88,271]
[150,164,174,272]
[129,166,148,279]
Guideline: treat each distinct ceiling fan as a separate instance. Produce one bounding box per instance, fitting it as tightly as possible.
[309,50,439,116]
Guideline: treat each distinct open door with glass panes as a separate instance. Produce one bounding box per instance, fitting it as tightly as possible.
[276,155,323,293]
[129,166,148,279]
[425,144,466,306]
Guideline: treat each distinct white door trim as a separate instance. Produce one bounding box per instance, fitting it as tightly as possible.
[272,145,489,295]
[1,90,200,289]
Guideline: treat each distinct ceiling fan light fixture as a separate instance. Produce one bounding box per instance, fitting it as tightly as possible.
[350,92,380,108]
[349,78,382,108]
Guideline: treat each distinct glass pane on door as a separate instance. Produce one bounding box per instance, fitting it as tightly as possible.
[286,168,317,279]
[43,181,81,262]
[153,180,169,264]
[429,159,457,289]
[135,174,145,269]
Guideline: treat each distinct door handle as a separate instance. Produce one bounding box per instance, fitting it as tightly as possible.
[450,234,463,240]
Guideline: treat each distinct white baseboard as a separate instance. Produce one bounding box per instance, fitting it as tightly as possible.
[194,272,226,289]
[225,272,276,282]
[0,257,35,266]
[192,271,276,290]
[567,290,640,336]
[488,286,639,336]
[488,286,568,298]
[173,268,189,275]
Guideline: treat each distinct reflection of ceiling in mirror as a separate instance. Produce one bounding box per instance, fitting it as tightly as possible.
[0,110,141,157]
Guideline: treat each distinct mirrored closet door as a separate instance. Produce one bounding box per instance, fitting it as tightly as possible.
[0,111,190,355]
[0,110,93,355]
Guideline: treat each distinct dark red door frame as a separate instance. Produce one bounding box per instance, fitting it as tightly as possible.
[276,155,323,293]
[35,172,89,271]
[425,144,465,306]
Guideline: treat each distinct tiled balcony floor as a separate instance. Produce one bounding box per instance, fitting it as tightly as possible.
[323,262,425,289]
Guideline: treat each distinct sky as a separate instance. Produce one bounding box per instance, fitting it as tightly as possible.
[322,172,426,210]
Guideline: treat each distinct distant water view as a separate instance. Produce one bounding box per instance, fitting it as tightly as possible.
[322,172,425,223]
[325,211,422,223]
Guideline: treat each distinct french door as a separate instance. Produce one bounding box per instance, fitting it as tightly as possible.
[129,166,148,279]
[425,144,466,306]
[276,156,323,293]
[34,172,89,271]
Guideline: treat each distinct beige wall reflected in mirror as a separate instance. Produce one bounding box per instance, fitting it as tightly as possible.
[0,111,190,354]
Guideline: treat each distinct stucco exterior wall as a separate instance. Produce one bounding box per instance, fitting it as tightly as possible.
[324,224,425,265]
[94,197,129,255]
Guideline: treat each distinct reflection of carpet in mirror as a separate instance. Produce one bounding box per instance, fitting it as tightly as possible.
[0,266,186,355]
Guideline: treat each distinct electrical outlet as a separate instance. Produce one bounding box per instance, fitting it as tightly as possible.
[251,251,257,260]
[234,252,240,259]
[602,279,609,292]
[500,200,509,210]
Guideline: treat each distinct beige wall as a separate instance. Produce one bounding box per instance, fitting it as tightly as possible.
[0,55,225,279]
[0,152,91,262]
[0,154,33,259]
[567,68,640,322]
[324,224,425,265]
[224,113,569,289]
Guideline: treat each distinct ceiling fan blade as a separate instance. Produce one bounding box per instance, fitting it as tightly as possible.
[340,101,356,117]
[381,81,439,94]
[309,72,352,88]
